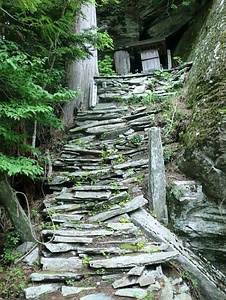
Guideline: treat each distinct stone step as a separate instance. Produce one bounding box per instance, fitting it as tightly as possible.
[89,250,179,269]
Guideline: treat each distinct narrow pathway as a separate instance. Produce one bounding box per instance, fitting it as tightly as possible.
[24,103,195,300]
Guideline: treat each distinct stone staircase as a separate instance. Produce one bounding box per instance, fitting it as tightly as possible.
[22,103,203,300]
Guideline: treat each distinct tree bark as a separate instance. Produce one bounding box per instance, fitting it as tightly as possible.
[62,3,98,128]
[0,172,36,242]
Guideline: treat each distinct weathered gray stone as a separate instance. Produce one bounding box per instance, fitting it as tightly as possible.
[45,242,83,253]
[30,272,83,282]
[17,242,39,266]
[115,288,147,299]
[80,293,114,300]
[167,180,226,270]
[23,246,39,266]
[72,184,127,192]
[41,257,83,271]
[89,251,178,268]
[42,229,114,237]
[128,266,145,276]
[147,281,161,292]
[61,286,96,296]
[138,269,156,286]
[89,195,148,222]
[112,276,138,288]
[43,203,82,213]
[51,213,83,222]
[86,122,127,134]
[105,222,136,231]
[113,158,148,170]
[160,276,174,300]
[51,236,93,243]
[148,127,168,224]
[73,191,111,201]
[24,284,61,299]
[17,242,35,255]
[174,293,192,300]
[130,208,226,300]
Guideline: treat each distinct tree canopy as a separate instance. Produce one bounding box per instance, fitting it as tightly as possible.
[0,0,112,179]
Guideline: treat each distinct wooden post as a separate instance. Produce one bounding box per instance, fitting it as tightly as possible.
[167,49,172,70]
[89,80,97,108]
[114,50,130,75]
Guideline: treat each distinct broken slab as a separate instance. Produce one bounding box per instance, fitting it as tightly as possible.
[127,266,145,276]
[89,195,148,222]
[89,251,178,269]
[112,276,138,288]
[138,269,157,286]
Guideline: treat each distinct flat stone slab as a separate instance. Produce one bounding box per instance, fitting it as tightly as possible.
[51,213,83,222]
[89,195,148,222]
[45,242,88,253]
[86,122,127,134]
[42,229,114,237]
[72,185,128,191]
[80,293,114,300]
[24,284,61,299]
[73,191,112,201]
[41,257,83,271]
[113,158,148,170]
[89,251,179,268]
[115,288,147,299]
[61,286,96,296]
[52,236,93,243]
[30,272,83,282]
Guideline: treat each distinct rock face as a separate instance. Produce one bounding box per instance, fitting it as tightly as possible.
[167,181,226,273]
[97,0,209,60]
[178,0,226,271]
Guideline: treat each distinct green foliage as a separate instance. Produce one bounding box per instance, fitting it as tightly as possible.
[0,154,43,179]
[0,39,76,177]
[0,265,27,299]
[98,55,116,76]
[143,292,154,300]
[173,56,185,66]
[17,0,42,12]
[0,0,114,179]
[170,0,193,9]
[1,232,20,264]
[129,134,143,147]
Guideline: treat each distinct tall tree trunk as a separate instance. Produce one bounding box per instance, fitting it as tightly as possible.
[0,172,36,242]
[62,3,98,128]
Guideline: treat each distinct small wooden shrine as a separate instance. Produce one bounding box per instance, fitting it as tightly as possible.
[114,37,172,75]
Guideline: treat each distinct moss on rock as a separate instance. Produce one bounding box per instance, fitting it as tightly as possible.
[179,0,226,201]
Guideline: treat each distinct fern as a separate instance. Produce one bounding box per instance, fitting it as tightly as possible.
[0,154,43,179]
